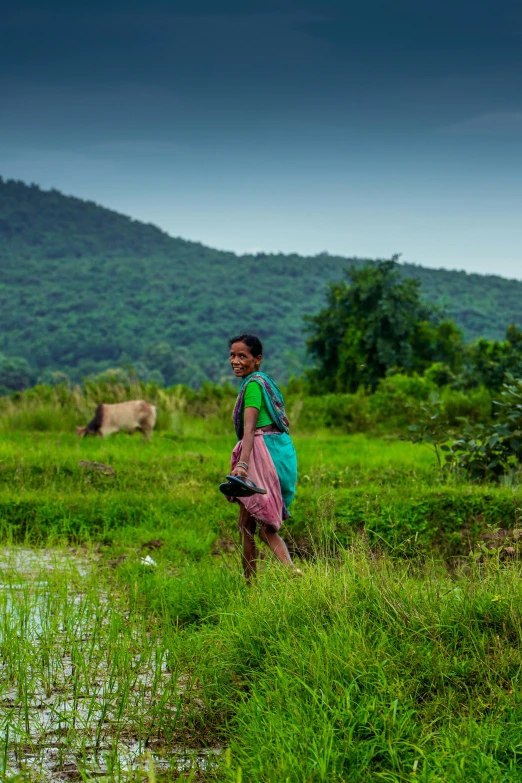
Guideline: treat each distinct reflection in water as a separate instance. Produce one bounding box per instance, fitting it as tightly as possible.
[0,547,219,780]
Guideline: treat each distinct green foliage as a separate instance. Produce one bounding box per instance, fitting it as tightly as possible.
[405,394,449,469]
[0,376,187,436]
[400,386,490,464]
[36,369,71,386]
[0,428,519,558]
[0,353,34,393]
[0,178,354,386]
[2,429,522,779]
[194,553,522,783]
[143,342,176,384]
[1,178,522,388]
[127,360,165,385]
[444,374,522,481]
[287,388,373,432]
[373,371,436,403]
[439,384,492,424]
[305,258,463,392]
[0,375,495,442]
[405,374,522,482]
[459,325,522,391]
[423,360,456,386]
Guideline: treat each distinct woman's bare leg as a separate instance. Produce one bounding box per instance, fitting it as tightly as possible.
[238,504,257,583]
[259,525,294,567]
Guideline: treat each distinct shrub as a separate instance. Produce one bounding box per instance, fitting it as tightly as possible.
[288,388,372,432]
[440,386,492,425]
[424,361,456,387]
[366,373,436,429]
[444,376,522,482]
[405,374,522,483]
[377,372,437,401]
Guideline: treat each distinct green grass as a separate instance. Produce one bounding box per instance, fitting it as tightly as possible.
[1,429,522,781]
[185,552,522,782]
[0,548,214,780]
[0,430,518,556]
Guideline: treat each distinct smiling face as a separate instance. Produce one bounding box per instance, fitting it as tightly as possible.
[229,341,262,378]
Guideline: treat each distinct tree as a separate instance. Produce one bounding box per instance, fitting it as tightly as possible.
[459,325,522,391]
[305,259,463,393]
[129,361,165,386]
[37,369,70,386]
[143,343,176,385]
[0,354,35,393]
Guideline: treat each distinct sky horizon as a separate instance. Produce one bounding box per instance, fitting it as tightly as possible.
[2,0,521,280]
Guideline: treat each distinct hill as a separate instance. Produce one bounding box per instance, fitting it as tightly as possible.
[1,177,521,386]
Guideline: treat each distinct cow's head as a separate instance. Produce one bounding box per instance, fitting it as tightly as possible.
[76,426,88,437]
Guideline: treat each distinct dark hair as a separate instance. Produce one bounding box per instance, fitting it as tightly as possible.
[228,333,263,356]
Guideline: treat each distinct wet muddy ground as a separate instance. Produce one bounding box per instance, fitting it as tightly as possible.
[0,547,218,781]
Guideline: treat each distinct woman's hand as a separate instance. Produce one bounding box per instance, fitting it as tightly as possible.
[231,465,248,477]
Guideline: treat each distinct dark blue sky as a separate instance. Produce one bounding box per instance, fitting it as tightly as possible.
[2,0,521,277]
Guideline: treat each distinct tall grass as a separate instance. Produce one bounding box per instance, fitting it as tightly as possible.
[1,417,521,780]
[0,380,190,434]
[0,549,217,780]
[0,376,494,436]
[0,431,519,555]
[4,536,522,781]
[124,545,522,783]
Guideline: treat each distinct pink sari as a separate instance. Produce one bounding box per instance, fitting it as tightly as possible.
[228,429,284,530]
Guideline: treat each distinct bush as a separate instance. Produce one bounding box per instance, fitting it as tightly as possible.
[440,386,492,425]
[406,375,522,483]
[288,388,372,432]
[424,361,456,387]
[377,372,437,401]
[444,376,522,482]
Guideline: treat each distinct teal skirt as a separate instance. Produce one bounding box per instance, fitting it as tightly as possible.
[263,432,298,518]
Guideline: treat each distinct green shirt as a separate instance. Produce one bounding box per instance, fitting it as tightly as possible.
[243,381,273,428]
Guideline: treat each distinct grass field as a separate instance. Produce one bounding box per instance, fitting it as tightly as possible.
[1,427,522,781]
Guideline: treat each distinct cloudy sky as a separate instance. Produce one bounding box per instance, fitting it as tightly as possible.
[2,0,521,277]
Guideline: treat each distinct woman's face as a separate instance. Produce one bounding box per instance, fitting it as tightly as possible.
[229,341,262,378]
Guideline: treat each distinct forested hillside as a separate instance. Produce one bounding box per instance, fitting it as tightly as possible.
[1,177,521,386]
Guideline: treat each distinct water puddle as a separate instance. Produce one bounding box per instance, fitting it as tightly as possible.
[0,546,219,780]
[0,546,93,577]
[4,741,220,780]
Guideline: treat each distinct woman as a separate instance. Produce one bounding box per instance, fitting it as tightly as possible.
[226,333,300,582]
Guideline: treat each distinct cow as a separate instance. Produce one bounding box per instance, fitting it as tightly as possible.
[76,400,157,439]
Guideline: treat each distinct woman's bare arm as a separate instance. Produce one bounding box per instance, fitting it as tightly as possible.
[231,406,259,476]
